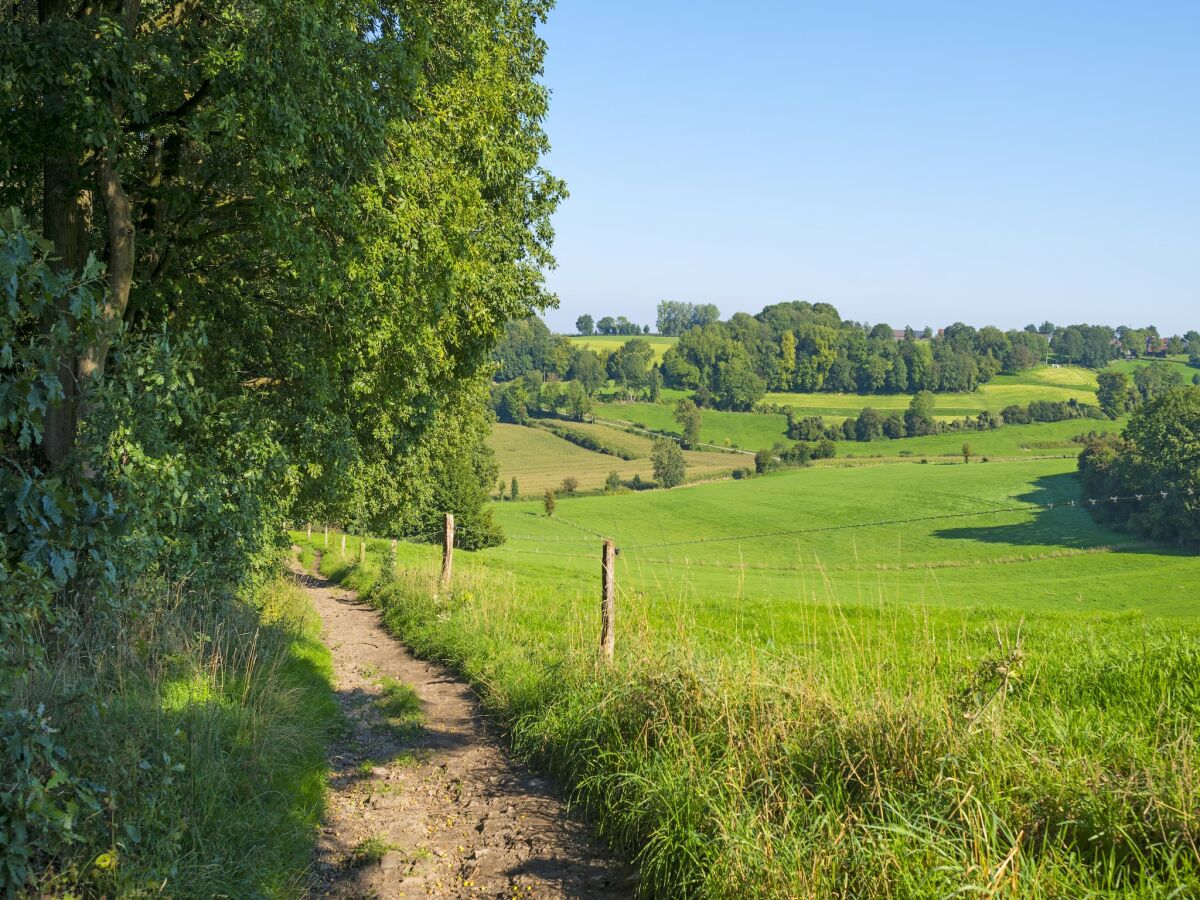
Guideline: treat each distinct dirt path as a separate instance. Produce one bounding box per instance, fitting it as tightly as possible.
[298,563,634,899]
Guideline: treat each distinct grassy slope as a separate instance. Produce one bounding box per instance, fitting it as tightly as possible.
[297,469,1200,896]
[481,458,1199,618]
[567,333,678,363]
[592,401,790,450]
[489,422,738,494]
[22,568,338,897]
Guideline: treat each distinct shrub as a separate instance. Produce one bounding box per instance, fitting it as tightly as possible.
[561,476,579,495]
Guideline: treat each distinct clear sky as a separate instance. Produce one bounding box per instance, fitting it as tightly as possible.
[537,2,1198,336]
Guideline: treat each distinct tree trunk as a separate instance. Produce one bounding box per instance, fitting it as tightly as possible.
[78,151,135,388]
[40,0,92,467]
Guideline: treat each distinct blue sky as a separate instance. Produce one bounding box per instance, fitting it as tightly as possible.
[537,2,1198,335]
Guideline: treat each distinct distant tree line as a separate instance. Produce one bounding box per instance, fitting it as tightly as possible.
[1078,387,1200,545]
[655,301,722,336]
[575,313,649,335]
[495,307,1198,416]
[781,393,1104,445]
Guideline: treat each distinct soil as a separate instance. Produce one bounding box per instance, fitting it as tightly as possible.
[297,561,635,899]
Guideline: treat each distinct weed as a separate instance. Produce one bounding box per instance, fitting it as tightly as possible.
[350,835,396,867]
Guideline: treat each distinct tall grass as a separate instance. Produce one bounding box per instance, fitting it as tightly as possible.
[11,566,338,896]
[307,533,1200,898]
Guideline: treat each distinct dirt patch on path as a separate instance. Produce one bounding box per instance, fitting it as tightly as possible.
[299,563,634,898]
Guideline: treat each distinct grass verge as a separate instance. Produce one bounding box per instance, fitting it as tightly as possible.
[9,563,338,897]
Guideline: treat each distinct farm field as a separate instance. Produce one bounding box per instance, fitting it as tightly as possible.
[768,365,1098,421]
[592,400,789,449]
[489,422,738,494]
[568,333,677,362]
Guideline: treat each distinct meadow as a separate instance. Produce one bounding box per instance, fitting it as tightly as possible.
[298,452,1200,897]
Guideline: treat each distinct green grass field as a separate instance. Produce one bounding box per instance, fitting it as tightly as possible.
[479,457,1197,618]
[298,454,1200,896]
[593,400,789,449]
[568,333,677,362]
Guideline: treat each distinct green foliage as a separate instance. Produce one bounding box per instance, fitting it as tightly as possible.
[1079,387,1200,544]
[674,398,703,449]
[575,314,594,336]
[543,487,556,516]
[656,300,721,336]
[904,390,937,436]
[651,437,686,488]
[1097,370,1138,417]
[605,470,622,493]
[0,706,98,890]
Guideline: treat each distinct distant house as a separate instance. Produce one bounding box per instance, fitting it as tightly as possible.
[1146,336,1169,356]
[892,329,908,341]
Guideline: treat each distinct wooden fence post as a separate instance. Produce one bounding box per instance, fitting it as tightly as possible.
[441,513,455,585]
[390,538,397,573]
[306,522,312,539]
[359,536,365,563]
[600,539,616,664]
[323,525,328,547]
[341,532,346,554]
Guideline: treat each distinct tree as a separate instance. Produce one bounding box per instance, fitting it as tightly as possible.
[712,354,766,411]
[569,348,605,395]
[855,408,883,442]
[962,442,973,464]
[510,476,520,503]
[674,399,703,449]
[576,314,595,336]
[597,316,617,335]
[497,382,530,424]
[651,438,686,488]
[1097,371,1137,418]
[565,381,592,421]
[1,0,562,535]
[692,303,721,328]
[498,479,506,501]
[543,488,556,516]
[1134,361,1185,402]
[609,338,654,400]
[905,391,937,436]
[778,330,797,389]
[605,470,622,493]
[754,448,774,475]
[560,476,578,495]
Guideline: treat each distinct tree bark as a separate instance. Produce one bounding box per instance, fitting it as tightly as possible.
[39,0,91,468]
[78,150,135,387]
